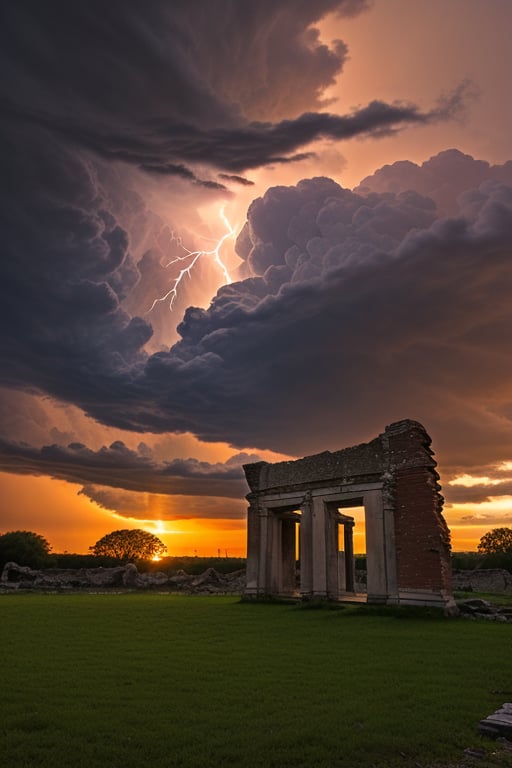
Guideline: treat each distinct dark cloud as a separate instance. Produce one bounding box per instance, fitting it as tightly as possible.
[2,138,512,491]
[4,0,461,418]
[218,175,255,187]
[442,460,512,504]
[356,148,511,215]
[78,486,246,521]
[1,1,470,178]
[0,1,508,510]
[457,513,512,527]
[1,0,359,125]
[111,152,512,476]
[139,163,228,191]
[444,482,512,505]
[0,123,152,405]
[0,437,255,499]
[3,87,471,177]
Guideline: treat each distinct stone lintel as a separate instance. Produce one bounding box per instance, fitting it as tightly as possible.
[243,420,435,495]
[256,492,306,507]
[318,484,383,501]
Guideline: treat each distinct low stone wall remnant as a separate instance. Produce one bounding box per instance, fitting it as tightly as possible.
[452,568,512,595]
[0,562,246,594]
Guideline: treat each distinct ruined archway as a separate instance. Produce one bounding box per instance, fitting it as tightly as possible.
[243,420,453,608]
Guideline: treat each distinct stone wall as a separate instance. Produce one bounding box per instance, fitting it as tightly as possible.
[0,562,246,594]
[452,568,512,595]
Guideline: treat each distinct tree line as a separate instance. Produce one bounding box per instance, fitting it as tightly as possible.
[0,529,245,574]
[1,527,512,573]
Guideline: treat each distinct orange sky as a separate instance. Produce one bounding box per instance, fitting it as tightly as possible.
[0,471,247,556]
[1,1,512,556]
[2,468,510,556]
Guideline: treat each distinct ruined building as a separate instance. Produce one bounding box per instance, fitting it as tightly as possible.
[243,420,453,608]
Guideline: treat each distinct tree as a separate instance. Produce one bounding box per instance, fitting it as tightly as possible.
[0,530,53,569]
[89,529,167,561]
[477,527,512,555]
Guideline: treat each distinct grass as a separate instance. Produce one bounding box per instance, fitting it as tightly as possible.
[454,590,512,607]
[0,595,511,768]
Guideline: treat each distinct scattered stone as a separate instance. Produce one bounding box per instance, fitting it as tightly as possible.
[479,703,512,740]
[459,598,494,613]
[463,746,487,759]
[168,569,193,587]
[191,567,223,588]
[497,736,512,751]
[457,598,512,623]
[0,561,246,594]
[1,562,137,589]
[167,567,247,593]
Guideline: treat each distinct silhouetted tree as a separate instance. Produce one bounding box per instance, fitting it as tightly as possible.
[477,527,512,555]
[89,529,167,562]
[0,530,53,569]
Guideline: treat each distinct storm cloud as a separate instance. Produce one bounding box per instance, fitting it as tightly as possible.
[1,1,469,178]
[0,437,253,499]
[3,147,512,503]
[78,486,246,522]
[1,1,510,519]
[128,153,512,473]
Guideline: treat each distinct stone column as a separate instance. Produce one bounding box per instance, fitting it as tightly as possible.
[343,519,355,593]
[258,506,270,595]
[325,507,339,599]
[281,517,297,595]
[312,496,328,597]
[268,511,282,595]
[245,498,260,595]
[300,492,313,598]
[338,550,346,591]
[365,490,389,604]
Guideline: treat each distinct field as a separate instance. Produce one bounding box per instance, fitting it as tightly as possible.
[0,595,511,768]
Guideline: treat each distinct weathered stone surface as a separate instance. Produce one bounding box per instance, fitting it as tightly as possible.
[1,562,130,589]
[171,568,246,594]
[479,703,512,739]
[244,420,452,608]
[0,561,245,593]
[452,568,512,595]
[244,420,436,494]
[457,598,512,622]
[0,563,35,586]
[168,569,192,586]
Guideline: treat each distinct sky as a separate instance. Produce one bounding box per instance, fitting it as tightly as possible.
[1,0,512,556]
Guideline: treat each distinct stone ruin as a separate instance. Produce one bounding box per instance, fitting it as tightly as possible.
[0,562,245,594]
[243,420,455,610]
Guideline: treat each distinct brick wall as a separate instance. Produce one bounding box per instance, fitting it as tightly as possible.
[394,466,451,592]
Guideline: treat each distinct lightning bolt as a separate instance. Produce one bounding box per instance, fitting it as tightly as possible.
[147,206,237,313]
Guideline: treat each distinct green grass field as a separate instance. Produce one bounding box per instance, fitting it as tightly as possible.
[0,595,511,768]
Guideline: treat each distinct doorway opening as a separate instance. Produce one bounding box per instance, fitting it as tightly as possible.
[337,502,366,597]
[277,509,301,596]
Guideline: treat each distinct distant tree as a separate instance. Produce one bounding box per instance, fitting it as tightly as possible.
[0,530,53,569]
[477,527,512,555]
[89,529,167,562]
